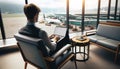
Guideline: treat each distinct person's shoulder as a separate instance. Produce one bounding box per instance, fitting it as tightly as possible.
[39,29,48,37]
[41,30,46,33]
[34,26,40,30]
[18,26,26,33]
[40,29,47,34]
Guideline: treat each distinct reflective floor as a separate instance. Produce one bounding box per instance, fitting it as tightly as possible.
[0,44,120,69]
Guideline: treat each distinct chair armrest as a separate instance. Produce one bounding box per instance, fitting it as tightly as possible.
[44,44,72,62]
[44,56,54,62]
[85,30,97,36]
[45,44,72,62]
[52,44,72,58]
[118,43,120,47]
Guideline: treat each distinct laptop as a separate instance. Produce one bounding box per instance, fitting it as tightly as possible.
[51,26,67,42]
[54,26,67,37]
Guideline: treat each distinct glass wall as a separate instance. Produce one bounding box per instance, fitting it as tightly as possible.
[0,0,119,40]
[100,0,109,20]
[99,0,120,21]
[68,0,82,33]
[68,0,98,32]
[0,0,25,39]
[109,0,116,20]
[84,0,98,31]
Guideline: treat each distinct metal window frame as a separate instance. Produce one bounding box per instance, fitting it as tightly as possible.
[114,0,118,20]
[25,0,28,4]
[81,0,85,35]
[0,9,6,39]
[66,0,69,32]
[97,0,101,28]
[107,0,111,19]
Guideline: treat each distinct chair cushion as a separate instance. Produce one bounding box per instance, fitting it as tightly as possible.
[55,51,72,65]
[88,35,107,42]
[96,39,119,51]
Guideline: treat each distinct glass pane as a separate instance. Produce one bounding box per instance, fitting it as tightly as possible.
[85,0,98,31]
[69,0,82,34]
[100,0,109,20]
[0,0,25,39]
[110,0,116,20]
[69,0,98,34]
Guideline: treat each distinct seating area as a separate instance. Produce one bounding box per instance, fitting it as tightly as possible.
[1,42,120,69]
[86,22,120,63]
[14,33,77,69]
[1,21,120,69]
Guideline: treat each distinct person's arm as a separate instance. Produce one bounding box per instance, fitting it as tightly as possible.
[49,34,56,39]
[40,31,56,51]
[49,34,60,42]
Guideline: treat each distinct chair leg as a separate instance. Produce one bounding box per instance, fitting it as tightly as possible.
[114,47,119,64]
[74,61,77,69]
[24,62,27,69]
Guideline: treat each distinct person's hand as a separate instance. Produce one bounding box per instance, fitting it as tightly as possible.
[49,34,56,39]
[53,36,60,42]
[51,35,60,42]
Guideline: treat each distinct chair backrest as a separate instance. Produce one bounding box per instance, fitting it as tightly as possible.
[96,24,120,41]
[14,33,48,69]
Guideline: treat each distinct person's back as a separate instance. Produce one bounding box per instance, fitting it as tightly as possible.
[19,24,40,38]
[19,3,58,53]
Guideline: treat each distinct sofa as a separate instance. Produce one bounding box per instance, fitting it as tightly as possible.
[86,23,120,63]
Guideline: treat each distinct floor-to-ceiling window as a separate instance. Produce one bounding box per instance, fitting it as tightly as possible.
[68,0,99,32]
[0,0,25,39]
[84,0,98,31]
[0,0,119,40]
[109,0,116,20]
[68,0,82,32]
[99,0,120,21]
[100,0,109,20]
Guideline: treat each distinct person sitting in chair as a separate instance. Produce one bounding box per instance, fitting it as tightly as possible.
[19,3,60,55]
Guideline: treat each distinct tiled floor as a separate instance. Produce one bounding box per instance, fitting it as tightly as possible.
[0,44,120,69]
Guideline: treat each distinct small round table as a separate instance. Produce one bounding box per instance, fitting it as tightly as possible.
[71,36,90,61]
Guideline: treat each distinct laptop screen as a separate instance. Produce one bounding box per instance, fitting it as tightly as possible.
[54,26,67,37]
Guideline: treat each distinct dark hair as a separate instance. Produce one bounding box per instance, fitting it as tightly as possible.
[24,3,40,20]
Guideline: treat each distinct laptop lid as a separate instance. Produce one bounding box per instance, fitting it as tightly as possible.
[54,26,67,37]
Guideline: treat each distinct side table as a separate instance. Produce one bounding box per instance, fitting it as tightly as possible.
[71,36,90,61]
